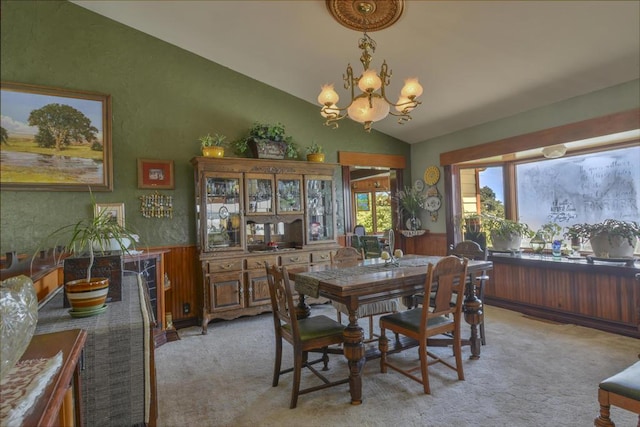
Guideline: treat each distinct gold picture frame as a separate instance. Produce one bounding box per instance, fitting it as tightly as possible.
[0,81,113,191]
[94,202,125,227]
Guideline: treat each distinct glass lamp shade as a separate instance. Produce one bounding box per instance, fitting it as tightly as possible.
[400,78,423,99]
[347,93,390,123]
[358,69,382,92]
[317,84,339,106]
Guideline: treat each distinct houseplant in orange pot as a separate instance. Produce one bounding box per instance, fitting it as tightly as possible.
[37,196,139,316]
[199,133,226,158]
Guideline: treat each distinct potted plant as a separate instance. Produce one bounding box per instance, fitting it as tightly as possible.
[233,122,298,159]
[459,213,487,250]
[481,213,533,251]
[35,195,139,316]
[306,141,325,162]
[198,133,226,158]
[395,185,427,231]
[564,219,639,258]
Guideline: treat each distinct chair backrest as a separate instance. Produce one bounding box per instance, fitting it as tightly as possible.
[265,262,299,344]
[422,256,469,329]
[449,240,488,261]
[331,247,364,264]
[361,235,383,258]
[353,225,366,236]
[350,234,362,251]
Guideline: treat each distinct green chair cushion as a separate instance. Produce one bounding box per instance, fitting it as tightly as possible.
[599,360,640,401]
[286,315,345,341]
[380,309,453,333]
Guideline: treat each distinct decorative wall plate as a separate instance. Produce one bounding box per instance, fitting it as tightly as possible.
[413,179,424,192]
[425,195,441,212]
[424,166,440,185]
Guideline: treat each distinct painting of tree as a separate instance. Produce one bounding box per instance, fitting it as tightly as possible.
[0,82,112,191]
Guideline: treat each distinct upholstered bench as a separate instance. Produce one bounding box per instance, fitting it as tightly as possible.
[594,360,640,426]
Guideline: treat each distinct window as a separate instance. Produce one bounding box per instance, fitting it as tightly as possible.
[517,146,639,230]
[355,191,392,234]
[456,144,639,253]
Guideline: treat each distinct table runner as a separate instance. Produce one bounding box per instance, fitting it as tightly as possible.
[36,274,148,426]
[294,256,441,298]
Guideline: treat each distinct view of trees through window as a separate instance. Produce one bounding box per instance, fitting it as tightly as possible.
[459,145,639,253]
[355,191,392,233]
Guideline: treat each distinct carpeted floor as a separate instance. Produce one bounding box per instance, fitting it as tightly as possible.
[155,304,639,427]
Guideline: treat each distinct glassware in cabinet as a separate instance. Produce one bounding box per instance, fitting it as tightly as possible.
[203,173,243,251]
[305,176,335,243]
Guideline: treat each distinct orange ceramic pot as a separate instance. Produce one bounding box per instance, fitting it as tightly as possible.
[65,277,109,313]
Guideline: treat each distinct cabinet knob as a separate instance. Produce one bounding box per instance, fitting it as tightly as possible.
[221,263,233,270]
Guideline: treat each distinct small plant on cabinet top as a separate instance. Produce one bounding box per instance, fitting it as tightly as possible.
[306,141,324,155]
[198,133,227,147]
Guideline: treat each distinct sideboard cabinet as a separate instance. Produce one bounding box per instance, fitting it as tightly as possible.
[192,157,340,333]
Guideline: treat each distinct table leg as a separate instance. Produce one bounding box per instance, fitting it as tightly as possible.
[344,307,365,405]
[295,293,311,319]
[463,278,483,360]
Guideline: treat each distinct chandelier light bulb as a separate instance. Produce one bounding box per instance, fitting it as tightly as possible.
[317,84,339,106]
[400,78,423,99]
[358,69,382,92]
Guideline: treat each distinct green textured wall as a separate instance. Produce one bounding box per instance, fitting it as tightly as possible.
[411,79,640,233]
[0,0,410,254]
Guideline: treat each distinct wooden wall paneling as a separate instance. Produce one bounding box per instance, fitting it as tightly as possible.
[403,233,448,256]
[485,258,640,337]
[162,245,199,324]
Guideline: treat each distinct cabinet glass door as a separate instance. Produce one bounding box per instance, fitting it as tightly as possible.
[276,175,303,214]
[204,174,242,251]
[305,176,335,243]
[245,174,274,215]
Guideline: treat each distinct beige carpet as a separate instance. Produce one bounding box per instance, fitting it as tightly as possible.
[155,304,639,427]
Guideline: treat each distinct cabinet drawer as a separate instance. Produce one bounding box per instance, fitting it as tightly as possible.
[310,250,331,264]
[245,255,279,271]
[280,252,310,266]
[208,259,243,273]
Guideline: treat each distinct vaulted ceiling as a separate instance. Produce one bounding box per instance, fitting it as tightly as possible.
[73,1,640,144]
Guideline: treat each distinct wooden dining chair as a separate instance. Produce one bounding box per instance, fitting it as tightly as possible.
[361,235,383,258]
[330,247,400,343]
[413,240,489,345]
[379,256,469,394]
[265,263,348,409]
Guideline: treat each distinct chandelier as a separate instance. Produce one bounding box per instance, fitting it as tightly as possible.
[318,0,422,132]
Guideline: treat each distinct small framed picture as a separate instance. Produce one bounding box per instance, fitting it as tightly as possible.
[94,202,125,227]
[355,193,370,211]
[137,158,174,189]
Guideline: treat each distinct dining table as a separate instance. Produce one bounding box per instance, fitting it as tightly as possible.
[288,254,493,405]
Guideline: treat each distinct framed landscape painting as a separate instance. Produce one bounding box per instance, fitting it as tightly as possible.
[0,81,112,191]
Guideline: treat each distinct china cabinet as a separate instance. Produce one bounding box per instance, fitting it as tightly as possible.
[192,157,340,333]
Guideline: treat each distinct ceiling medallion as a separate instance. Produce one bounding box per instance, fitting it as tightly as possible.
[326,0,405,32]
